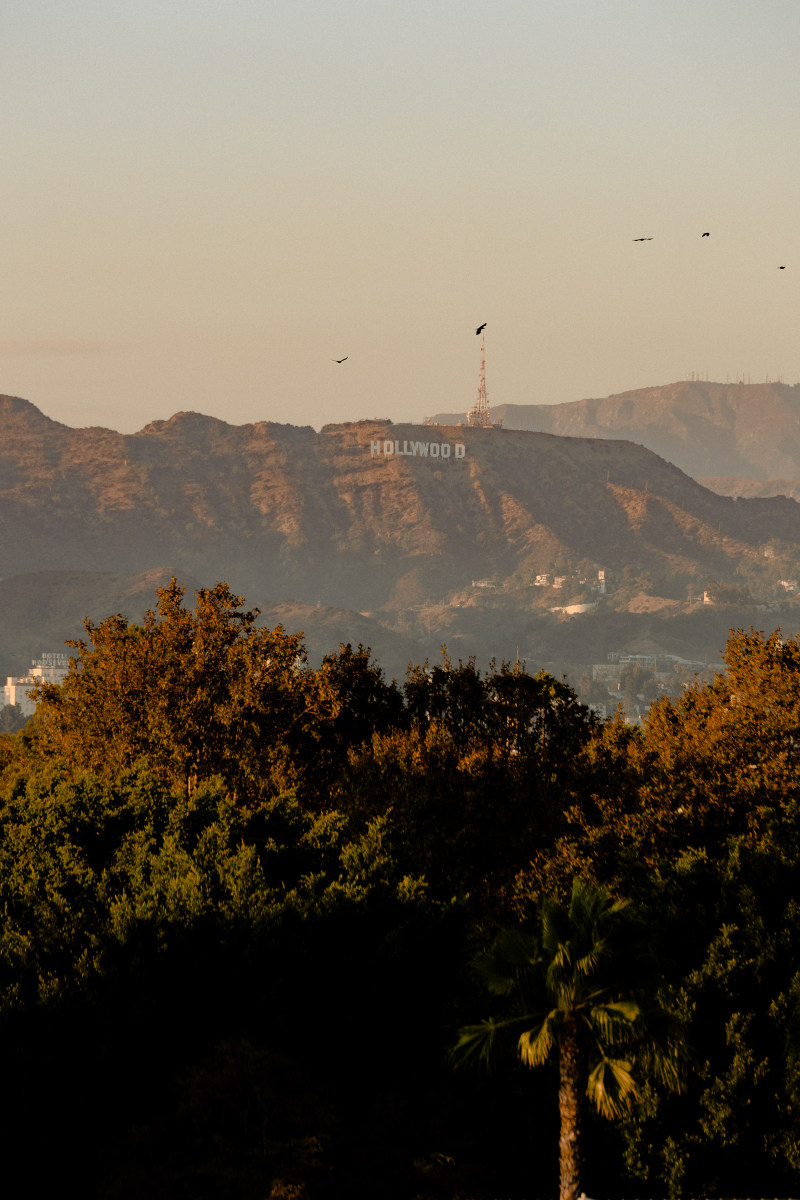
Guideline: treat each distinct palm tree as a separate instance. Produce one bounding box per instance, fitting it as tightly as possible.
[453,879,684,1200]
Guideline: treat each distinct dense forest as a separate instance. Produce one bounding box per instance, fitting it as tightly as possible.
[2,579,800,1199]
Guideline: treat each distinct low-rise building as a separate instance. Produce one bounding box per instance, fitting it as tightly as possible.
[3,652,69,717]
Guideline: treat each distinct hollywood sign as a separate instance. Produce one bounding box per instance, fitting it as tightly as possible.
[370,438,466,460]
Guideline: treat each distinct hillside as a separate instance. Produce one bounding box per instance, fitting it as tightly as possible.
[431,380,800,485]
[1,393,800,678]
[0,570,430,684]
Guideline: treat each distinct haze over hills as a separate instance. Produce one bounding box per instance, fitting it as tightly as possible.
[0,570,428,690]
[699,476,800,501]
[432,380,800,489]
[1,392,799,681]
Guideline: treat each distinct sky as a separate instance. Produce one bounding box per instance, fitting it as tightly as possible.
[3,0,800,434]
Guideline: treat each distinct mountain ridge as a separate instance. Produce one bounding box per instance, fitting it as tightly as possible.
[1,395,797,602]
[431,380,800,482]
[1,393,799,679]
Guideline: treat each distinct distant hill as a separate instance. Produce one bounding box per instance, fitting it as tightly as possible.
[0,568,201,678]
[431,380,800,485]
[698,476,800,501]
[0,570,429,683]
[1,393,799,676]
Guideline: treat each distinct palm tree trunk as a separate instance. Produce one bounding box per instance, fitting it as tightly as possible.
[558,1018,582,1200]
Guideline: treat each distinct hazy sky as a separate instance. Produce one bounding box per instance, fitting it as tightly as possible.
[3,1,799,433]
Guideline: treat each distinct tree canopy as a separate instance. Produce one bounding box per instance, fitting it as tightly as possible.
[27,580,329,798]
[2,595,800,1197]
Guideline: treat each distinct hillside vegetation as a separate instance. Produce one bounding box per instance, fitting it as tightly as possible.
[2,394,800,681]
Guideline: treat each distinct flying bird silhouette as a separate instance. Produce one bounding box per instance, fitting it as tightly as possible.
[779,266,786,270]
[475,323,487,335]
[332,357,348,363]
[702,231,710,237]
[633,237,653,241]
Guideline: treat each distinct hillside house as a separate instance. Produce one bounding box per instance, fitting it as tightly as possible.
[592,663,623,683]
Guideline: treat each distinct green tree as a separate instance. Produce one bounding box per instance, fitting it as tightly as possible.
[453,880,683,1200]
[492,627,800,1195]
[342,660,597,915]
[485,659,597,774]
[0,704,27,735]
[403,653,489,752]
[302,642,405,805]
[403,654,596,780]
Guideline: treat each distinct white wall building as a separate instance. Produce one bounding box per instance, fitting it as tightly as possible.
[3,652,69,717]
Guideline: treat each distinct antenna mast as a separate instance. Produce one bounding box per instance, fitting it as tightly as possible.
[466,329,502,427]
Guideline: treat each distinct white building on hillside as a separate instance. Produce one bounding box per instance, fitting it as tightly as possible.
[3,652,69,717]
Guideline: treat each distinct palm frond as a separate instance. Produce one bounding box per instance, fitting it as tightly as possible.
[586,1055,638,1118]
[605,999,641,1019]
[541,898,573,960]
[574,940,604,979]
[452,1013,541,1071]
[590,999,642,1044]
[517,1008,563,1068]
[450,1019,502,1070]
[457,881,687,1125]
[642,1046,683,1093]
[473,928,540,996]
[544,935,576,1008]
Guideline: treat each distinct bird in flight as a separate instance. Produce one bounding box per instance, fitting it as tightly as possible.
[475,322,487,335]
[632,237,653,242]
[779,266,786,270]
[332,356,348,363]
[702,231,710,237]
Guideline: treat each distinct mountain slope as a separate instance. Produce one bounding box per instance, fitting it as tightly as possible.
[2,394,800,678]
[431,380,800,482]
[1,394,798,615]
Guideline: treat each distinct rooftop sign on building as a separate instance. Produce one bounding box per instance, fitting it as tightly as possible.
[3,652,69,718]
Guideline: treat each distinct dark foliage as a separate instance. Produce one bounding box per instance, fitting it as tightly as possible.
[1,586,800,1197]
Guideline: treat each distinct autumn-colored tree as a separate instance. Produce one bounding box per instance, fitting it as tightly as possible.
[639,626,800,849]
[511,628,800,1193]
[28,579,326,797]
[521,627,800,908]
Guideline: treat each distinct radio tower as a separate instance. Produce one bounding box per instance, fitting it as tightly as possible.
[466,327,502,427]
